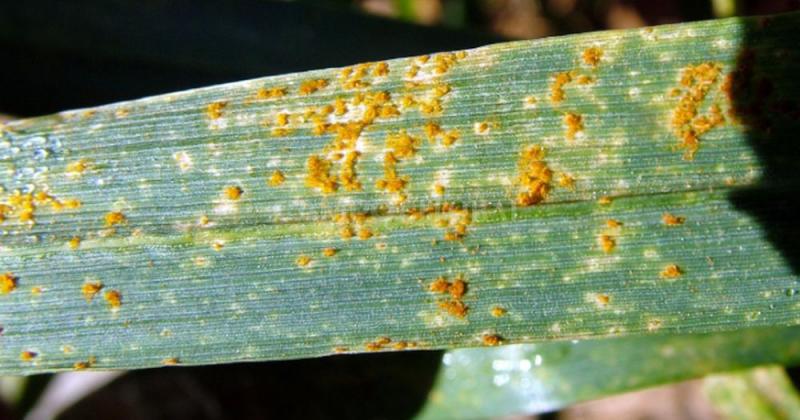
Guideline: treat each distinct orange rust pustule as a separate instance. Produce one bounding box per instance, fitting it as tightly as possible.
[206,101,227,119]
[449,278,467,299]
[482,334,502,346]
[428,276,451,293]
[660,264,683,278]
[598,234,616,253]
[365,336,392,351]
[516,145,553,207]
[0,272,18,294]
[104,289,122,309]
[224,186,243,200]
[162,357,180,366]
[68,236,81,250]
[582,47,603,67]
[563,112,584,141]
[256,87,286,99]
[268,170,286,186]
[439,299,468,318]
[550,71,573,104]
[671,62,725,159]
[82,281,103,301]
[296,255,312,267]
[595,293,611,305]
[20,350,38,362]
[73,356,96,370]
[491,306,507,317]
[299,79,329,95]
[662,213,686,226]
[104,211,126,227]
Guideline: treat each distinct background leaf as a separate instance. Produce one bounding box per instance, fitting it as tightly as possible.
[417,326,800,418]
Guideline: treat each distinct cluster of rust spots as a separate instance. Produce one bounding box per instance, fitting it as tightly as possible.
[441,205,471,242]
[20,350,38,362]
[302,91,403,194]
[670,63,726,159]
[0,190,80,226]
[299,79,329,95]
[482,333,503,346]
[224,185,243,200]
[81,281,103,302]
[206,101,227,120]
[104,289,123,310]
[660,264,683,279]
[405,202,472,241]
[423,122,460,147]
[428,275,469,318]
[295,254,312,268]
[662,212,686,226]
[0,272,18,294]
[334,212,374,240]
[548,66,597,105]
[550,71,574,104]
[598,219,621,254]
[364,336,417,351]
[255,86,287,100]
[516,145,552,207]
[268,170,286,186]
[73,356,96,370]
[376,131,420,204]
[339,62,389,90]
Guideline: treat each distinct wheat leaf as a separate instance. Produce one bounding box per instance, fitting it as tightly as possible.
[1,12,799,374]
